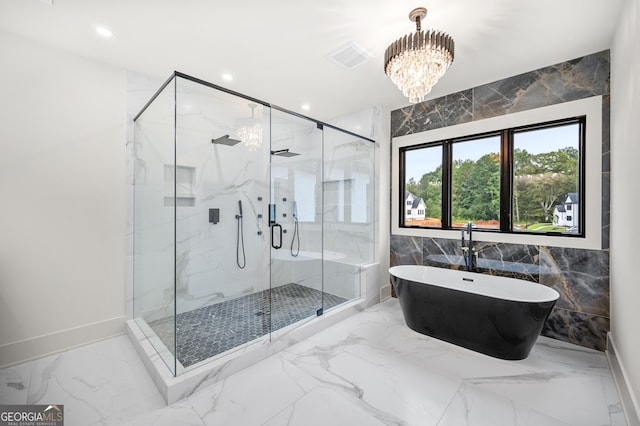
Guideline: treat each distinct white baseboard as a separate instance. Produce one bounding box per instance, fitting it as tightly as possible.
[607,333,640,426]
[380,284,392,301]
[0,316,126,369]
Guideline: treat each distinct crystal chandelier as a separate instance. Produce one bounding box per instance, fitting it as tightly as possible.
[384,7,455,104]
[235,103,262,150]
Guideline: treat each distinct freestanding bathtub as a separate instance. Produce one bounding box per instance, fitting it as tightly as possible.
[389,265,559,360]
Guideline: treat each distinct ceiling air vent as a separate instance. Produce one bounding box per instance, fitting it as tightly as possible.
[326,41,372,70]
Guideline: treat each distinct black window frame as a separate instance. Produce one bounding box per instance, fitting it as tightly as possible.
[399,116,586,237]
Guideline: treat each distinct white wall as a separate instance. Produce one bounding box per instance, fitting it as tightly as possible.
[377,108,391,299]
[0,31,127,367]
[610,0,640,418]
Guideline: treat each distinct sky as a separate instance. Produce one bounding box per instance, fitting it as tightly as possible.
[404,123,579,181]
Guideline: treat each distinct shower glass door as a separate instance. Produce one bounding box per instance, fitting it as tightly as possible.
[269,110,324,332]
[171,76,271,372]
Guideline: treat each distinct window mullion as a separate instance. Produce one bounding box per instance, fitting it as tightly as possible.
[442,141,452,229]
[500,129,512,232]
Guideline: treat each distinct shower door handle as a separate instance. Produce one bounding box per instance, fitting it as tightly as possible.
[271,223,282,249]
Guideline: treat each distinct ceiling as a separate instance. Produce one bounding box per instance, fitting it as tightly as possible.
[0,0,624,122]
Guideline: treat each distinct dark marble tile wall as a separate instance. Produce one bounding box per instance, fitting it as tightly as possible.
[390,50,611,352]
[391,90,473,137]
[472,52,610,120]
[390,50,611,250]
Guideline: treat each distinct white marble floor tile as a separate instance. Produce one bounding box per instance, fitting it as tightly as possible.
[601,373,627,426]
[25,336,165,425]
[116,400,205,426]
[263,386,387,426]
[518,336,613,376]
[188,356,319,426]
[0,298,627,426]
[438,382,572,426]
[286,339,461,425]
[0,361,33,404]
[463,371,615,425]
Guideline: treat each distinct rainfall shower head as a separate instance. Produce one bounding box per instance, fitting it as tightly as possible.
[212,135,241,146]
[270,149,300,157]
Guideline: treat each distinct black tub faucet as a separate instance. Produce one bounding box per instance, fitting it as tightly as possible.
[461,221,477,271]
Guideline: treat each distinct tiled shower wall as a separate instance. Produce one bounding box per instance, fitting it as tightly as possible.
[389,50,611,351]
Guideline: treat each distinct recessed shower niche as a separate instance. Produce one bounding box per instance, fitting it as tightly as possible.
[129,72,377,403]
[163,164,195,206]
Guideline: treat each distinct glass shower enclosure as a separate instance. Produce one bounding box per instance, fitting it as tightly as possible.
[132,72,375,376]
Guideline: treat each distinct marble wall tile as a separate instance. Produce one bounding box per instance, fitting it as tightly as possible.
[390,90,473,137]
[474,242,540,282]
[389,235,422,266]
[541,308,609,351]
[473,50,610,120]
[421,237,467,271]
[538,246,609,317]
[421,238,540,281]
[601,95,611,249]
[422,237,461,258]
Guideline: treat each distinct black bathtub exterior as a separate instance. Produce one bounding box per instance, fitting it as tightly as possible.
[390,273,557,360]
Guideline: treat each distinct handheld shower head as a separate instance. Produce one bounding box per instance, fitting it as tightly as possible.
[238,200,243,217]
[293,201,298,219]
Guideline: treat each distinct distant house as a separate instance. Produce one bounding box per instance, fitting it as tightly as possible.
[405,190,426,221]
[553,192,578,227]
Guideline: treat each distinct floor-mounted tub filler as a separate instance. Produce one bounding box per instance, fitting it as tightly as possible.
[389,265,559,360]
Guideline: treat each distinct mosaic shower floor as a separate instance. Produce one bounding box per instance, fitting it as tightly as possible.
[148,283,347,367]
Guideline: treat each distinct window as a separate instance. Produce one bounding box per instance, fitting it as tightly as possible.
[403,144,442,227]
[452,135,501,230]
[512,121,581,234]
[399,117,584,236]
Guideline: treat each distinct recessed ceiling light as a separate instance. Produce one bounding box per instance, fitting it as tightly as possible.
[301,104,310,111]
[222,73,233,81]
[95,26,113,38]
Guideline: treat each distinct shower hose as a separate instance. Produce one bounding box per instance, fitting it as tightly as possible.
[290,216,300,257]
[236,213,246,269]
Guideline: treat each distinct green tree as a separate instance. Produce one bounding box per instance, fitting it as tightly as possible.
[417,166,442,218]
[452,154,500,221]
[514,146,578,224]
[451,159,474,220]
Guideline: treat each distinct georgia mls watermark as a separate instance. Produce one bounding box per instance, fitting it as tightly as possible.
[0,405,64,426]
